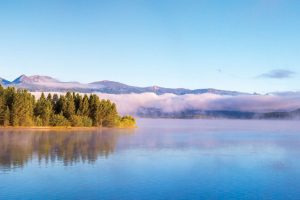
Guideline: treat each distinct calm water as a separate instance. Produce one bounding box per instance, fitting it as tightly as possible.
[1,119,300,200]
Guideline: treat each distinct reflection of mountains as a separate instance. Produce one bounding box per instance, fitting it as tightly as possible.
[0,129,133,169]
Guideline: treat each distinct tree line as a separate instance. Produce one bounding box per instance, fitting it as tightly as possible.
[0,86,136,128]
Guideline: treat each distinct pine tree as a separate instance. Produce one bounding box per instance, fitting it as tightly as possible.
[0,92,5,126]
[78,94,89,116]
[34,93,53,126]
[74,93,82,114]
[4,87,16,111]
[47,93,52,101]
[99,100,119,127]
[52,94,60,114]
[0,87,135,128]
[56,95,66,115]
[11,89,34,126]
[63,92,75,119]
[89,94,100,126]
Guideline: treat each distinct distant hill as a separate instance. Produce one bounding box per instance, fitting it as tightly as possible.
[137,107,257,119]
[137,107,300,119]
[0,74,249,96]
[260,109,300,119]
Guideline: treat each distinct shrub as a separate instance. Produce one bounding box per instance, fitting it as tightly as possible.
[118,115,136,128]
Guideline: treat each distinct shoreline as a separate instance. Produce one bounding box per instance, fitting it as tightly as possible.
[0,126,136,131]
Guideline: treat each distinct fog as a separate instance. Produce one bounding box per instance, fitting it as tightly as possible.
[33,92,300,115]
[98,93,300,114]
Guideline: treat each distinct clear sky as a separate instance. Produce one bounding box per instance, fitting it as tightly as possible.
[0,0,299,93]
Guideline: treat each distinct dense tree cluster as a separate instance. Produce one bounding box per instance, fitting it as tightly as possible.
[0,86,136,128]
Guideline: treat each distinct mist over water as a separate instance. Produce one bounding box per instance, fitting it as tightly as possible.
[100,93,300,114]
[33,92,300,115]
[1,119,300,199]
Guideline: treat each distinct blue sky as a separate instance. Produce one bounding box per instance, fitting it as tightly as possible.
[0,0,299,93]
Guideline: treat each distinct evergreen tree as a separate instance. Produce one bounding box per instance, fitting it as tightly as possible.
[57,95,67,115]
[63,92,75,119]
[47,93,52,101]
[34,93,53,126]
[0,90,5,125]
[78,94,89,116]
[99,100,119,127]
[4,87,16,112]
[11,89,34,126]
[89,94,100,126]
[51,94,59,112]
[74,93,82,114]
[0,88,135,128]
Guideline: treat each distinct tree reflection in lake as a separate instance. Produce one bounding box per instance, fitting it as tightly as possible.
[2,119,300,200]
[0,129,134,170]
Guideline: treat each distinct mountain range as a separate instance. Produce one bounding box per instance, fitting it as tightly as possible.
[2,74,300,119]
[0,75,249,95]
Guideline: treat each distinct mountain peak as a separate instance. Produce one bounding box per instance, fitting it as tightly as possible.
[12,74,29,84]
[12,75,59,84]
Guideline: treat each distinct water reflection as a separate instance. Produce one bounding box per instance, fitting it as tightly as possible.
[1,119,300,172]
[0,129,133,170]
[1,120,300,199]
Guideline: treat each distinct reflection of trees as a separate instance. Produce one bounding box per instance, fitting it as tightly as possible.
[0,129,131,170]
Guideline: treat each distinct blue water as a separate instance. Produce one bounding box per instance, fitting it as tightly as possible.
[1,119,300,200]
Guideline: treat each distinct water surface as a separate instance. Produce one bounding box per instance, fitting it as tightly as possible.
[1,119,300,200]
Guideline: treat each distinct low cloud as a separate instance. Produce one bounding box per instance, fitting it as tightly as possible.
[258,69,296,79]
[33,92,300,116]
[97,93,300,115]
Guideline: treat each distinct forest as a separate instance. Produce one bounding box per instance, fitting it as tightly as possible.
[0,85,136,128]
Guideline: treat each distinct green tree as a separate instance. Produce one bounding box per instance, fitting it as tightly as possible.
[4,87,16,112]
[34,93,53,126]
[78,94,89,116]
[89,94,100,126]
[74,93,82,114]
[0,87,5,125]
[11,89,34,126]
[63,92,75,119]
[0,87,135,128]
[55,95,66,115]
[99,100,119,127]
[47,93,52,102]
[52,94,59,113]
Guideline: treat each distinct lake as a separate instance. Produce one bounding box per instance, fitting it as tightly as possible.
[1,119,300,200]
